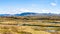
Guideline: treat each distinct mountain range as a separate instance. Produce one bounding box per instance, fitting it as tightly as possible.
[0,12,60,16]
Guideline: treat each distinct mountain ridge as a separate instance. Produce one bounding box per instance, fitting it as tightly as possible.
[0,12,60,16]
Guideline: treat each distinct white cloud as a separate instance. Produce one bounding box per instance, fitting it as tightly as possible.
[19,8,31,12]
[0,8,33,14]
[55,10,60,14]
[42,9,51,13]
[0,8,60,14]
[50,3,57,6]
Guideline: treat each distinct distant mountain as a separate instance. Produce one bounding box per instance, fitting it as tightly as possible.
[0,12,60,16]
[15,12,60,16]
[15,12,37,16]
[0,14,11,16]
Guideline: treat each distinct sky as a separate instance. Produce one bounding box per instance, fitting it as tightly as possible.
[0,0,60,14]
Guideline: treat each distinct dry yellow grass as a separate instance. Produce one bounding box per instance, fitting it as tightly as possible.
[0,25,52,34]
[0,16,60,34]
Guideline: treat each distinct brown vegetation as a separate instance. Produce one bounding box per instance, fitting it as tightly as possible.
[0,16,60,34]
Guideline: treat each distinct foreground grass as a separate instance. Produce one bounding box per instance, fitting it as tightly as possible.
[0,25,60,34]
[0,16,60,34]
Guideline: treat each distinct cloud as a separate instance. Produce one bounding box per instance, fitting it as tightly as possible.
[50,3,57,6]
[0,8,60,14]
[0,8,33,14]
[55,10,60,14]
[42,9,51,13]
[19,8,31,12]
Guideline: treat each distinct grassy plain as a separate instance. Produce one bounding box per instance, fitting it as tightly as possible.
[0,16,60,34]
